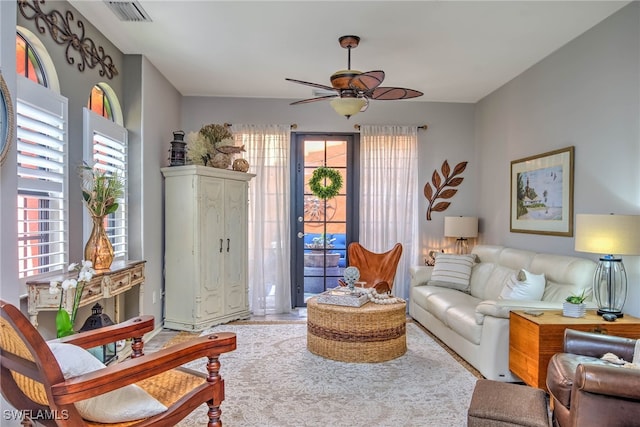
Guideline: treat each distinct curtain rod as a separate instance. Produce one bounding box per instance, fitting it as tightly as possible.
[224,123,298,129]
[353,124,428,131]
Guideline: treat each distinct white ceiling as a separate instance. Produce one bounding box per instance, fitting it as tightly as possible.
[69,1,629,103]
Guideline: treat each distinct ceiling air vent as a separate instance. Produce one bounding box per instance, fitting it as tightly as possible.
[105,0,152,22]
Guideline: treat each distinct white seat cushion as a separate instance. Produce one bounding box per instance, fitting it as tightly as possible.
[48,342,167,423]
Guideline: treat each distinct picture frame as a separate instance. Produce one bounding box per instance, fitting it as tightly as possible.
[510,146,574,236]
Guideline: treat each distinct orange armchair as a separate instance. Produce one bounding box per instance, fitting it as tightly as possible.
[0,299,236,426]
[345,242,403,293]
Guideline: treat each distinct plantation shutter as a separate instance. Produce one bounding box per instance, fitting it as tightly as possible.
[83,108,128,260]
[17,77,69,278]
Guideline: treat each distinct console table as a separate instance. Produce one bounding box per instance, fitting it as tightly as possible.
[509,309,640,390]
[25,260,145,327]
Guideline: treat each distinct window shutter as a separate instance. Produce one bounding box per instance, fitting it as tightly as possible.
[17,77,68,278]
[83,108,128,259]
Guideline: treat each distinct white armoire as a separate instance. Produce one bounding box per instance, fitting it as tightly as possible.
[161,165,255,331]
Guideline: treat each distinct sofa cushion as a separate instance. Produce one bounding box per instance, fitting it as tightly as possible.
[429,253,476,292]
[446,304,483,344]
[468,262,496,299]
[499,269,546,301]
[424,287,481,326]
[483,265,518,300]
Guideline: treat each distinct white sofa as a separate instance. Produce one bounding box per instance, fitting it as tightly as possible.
[409,245,596,382]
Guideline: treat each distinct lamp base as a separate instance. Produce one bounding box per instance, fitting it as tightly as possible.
[597,308,624,318]
[454,238,469,255]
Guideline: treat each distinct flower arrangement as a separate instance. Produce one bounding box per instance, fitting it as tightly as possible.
[49,261,96,338]
[80,163,124,217]
[185,123,245,168]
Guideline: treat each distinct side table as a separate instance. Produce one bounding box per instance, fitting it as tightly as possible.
[509,310,640,390]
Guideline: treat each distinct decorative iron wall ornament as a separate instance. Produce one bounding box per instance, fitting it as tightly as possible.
[18,0,119,79]
[423,160,468,220]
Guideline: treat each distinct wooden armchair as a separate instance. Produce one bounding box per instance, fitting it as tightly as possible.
[0,299,236,426]
[345,242,403,293]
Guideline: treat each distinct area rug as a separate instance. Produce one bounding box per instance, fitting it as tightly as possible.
[175,322,478,426]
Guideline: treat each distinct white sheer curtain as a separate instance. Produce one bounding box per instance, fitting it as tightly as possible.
[233,124,291,315]
[359,125,419,301]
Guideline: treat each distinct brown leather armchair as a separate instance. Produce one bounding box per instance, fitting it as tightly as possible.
[546,329,640,427]
[343,242,402,293]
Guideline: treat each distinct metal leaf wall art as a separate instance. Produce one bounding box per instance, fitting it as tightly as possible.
[424,160,468,220]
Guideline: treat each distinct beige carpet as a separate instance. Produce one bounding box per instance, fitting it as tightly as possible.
[168,321,479,427]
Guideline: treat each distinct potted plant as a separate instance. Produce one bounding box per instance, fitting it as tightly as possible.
[563,290,587,318]
[304,234,340,268]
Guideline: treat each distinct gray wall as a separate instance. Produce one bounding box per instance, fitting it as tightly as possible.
[181,97,478,261]
[474,2,640,316]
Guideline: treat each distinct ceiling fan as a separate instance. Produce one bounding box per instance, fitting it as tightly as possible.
[286,35,423,119]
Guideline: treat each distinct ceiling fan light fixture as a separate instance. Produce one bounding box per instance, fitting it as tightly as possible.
[330,97,367,119]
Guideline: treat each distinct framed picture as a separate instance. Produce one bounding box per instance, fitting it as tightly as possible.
[510,146,574,236]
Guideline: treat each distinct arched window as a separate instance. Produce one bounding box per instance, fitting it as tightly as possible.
[15,28,67,279]
[15,32,46,85]
[88,84,114,121]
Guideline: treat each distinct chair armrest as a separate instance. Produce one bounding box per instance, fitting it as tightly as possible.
[51,331,236,405]
[574,363,640,400]
[52,315,155,349]
[475,300,564,320]
[564,329,636,360]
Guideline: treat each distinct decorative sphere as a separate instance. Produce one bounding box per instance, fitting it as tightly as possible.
[343,266,360,284]
[233,158,250,172]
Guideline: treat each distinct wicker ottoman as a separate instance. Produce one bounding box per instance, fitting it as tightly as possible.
[306,297,406,363]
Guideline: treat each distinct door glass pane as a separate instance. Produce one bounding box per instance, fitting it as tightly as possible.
[302,138,347,301]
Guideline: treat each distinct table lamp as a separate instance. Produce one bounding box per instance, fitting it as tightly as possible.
[444,216,478,254]
[574,213,640,318]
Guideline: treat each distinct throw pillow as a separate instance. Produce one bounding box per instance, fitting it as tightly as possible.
[498,269,546,301]
[429,253,476,292]
[48,342,167,423]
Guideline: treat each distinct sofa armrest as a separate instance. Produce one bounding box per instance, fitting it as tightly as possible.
[410,266,433,288]
[564,329,637,360]
[476,300,565,318]
[475,300,569,324]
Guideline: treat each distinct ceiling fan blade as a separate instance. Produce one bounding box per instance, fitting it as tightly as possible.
[285,78,336,92]
[349,70,385,91]
[368,87,423,100]
[290,94,338,105]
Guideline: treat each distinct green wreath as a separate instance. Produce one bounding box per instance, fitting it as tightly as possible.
[309,167,343,200]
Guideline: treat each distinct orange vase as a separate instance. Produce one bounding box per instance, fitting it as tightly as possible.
[84,215,114,271]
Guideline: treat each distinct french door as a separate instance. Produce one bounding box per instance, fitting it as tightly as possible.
[292,133,358,307]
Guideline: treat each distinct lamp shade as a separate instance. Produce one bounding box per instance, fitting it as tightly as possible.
[444,216,478,238]
[330,97,366,118]
[575,214,640,255]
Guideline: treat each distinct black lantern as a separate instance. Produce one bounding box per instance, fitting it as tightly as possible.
[79,303,117,365]
[169,130,187,166]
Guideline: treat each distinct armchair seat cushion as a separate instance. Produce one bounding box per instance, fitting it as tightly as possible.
[48,342,167,423]
[546,353,613,408]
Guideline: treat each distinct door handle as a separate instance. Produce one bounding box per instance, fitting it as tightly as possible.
[219,239,223,253]
[297,232,306,239]
[227,238,230,252]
